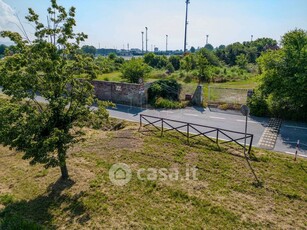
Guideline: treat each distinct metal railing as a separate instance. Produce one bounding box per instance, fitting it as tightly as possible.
[139,114,254,155]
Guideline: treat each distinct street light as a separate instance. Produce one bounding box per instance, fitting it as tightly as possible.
[184,0,190,52]
[145,27,148,53]
[141,31,144,53]
[166,34,168,53]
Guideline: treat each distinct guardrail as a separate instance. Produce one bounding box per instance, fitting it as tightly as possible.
[139,114,254,155]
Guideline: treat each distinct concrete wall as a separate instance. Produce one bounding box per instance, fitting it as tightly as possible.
[91,80,150,106]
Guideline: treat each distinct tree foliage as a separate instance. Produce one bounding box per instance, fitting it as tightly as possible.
[215,38,278,66]
[144,53,169,69]
[0,0,110,179]
[81,45,96,56]
[249,29,307,120]
[169,55,181,70]
[148,79,181,103]
[120,58,150,83]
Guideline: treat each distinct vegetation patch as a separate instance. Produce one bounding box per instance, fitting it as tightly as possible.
[0,123,306,229]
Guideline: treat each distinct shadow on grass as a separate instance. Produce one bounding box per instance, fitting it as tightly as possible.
[0,178,90,229]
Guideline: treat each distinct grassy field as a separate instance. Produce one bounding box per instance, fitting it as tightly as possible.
[0,122,306,229]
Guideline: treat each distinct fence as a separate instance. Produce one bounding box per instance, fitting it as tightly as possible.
[139,114,254,155]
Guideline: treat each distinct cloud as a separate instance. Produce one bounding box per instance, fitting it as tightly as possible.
[0,0,19,31]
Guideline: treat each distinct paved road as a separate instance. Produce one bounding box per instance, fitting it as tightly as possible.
[1,87,306,157]
[108,104,307,157]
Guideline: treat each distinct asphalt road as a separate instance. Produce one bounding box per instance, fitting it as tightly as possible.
[0,87,306,157]
[108,104,307,157]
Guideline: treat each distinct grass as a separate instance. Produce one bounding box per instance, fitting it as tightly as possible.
[96,71,122,82]
[0,123,306,229]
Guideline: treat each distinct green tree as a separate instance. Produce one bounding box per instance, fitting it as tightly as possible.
[0,44,7,56]
[250,29,307,120]
[169,55,181,70]
[195,51,211,83]
[236,53,248,69]
[180,54,197,73]
[81,45,97,56]
[120,58,150,83]
[190,46,196,53]
[197,48,220,66]
[0,0,110,180]
[204,43,214,51]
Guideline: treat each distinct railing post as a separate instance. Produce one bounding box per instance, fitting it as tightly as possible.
[187,123,190,145]
[216,129,219,146]
[139,114,142,131]
[248,134,253,155]
[161,118,164,137]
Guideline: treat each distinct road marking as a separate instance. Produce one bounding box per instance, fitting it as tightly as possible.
[209,116,225,120]
[285,151,307,158]
[183,113,199,117]
[236,119,259,124]
[283,125,307,130]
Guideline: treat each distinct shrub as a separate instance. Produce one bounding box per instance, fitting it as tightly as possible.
[120,58,151,83]
[154,97,185,109]
[183,75,193,83]
[166,62,175,74]
[247,90,269,117]
[148,79,181,103]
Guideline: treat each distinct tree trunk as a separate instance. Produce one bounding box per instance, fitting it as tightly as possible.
[60,162,69,180]
[58,145,69,180]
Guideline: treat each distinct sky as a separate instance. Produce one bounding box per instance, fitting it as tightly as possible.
[0,0,306,50]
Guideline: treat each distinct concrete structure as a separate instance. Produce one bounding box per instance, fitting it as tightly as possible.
[91,80,150,106]
[191,84,203,106]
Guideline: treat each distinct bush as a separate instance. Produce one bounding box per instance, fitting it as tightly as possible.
[169,55,181,70]
[166,62,175,74]
[154,97,185,109]
[247,90,269,117]
[148,79,181,103]
[183,75,193,83]
[120,58,151,83]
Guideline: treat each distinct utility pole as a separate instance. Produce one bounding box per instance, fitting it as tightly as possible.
[251,35,253,42]
[145,27,148,53]
[206,35,209,45]
[141,31,144,53]
[184,0,190,52]
[166,34,168,53]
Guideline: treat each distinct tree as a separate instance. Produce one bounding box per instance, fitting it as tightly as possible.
[250,29,307,120]
[195,51,211,83]
[204,43,214,51]
[180,54,197,73]
[197,48,220,66]
[169,55,181,70]
[0,44,7,56]
[190,46,196,53]
[236,53,248,69]
[81,45,96,56]
[0,0,110,180]
[120,58,150,83]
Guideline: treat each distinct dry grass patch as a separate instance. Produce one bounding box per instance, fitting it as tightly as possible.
[0,123,306,229]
